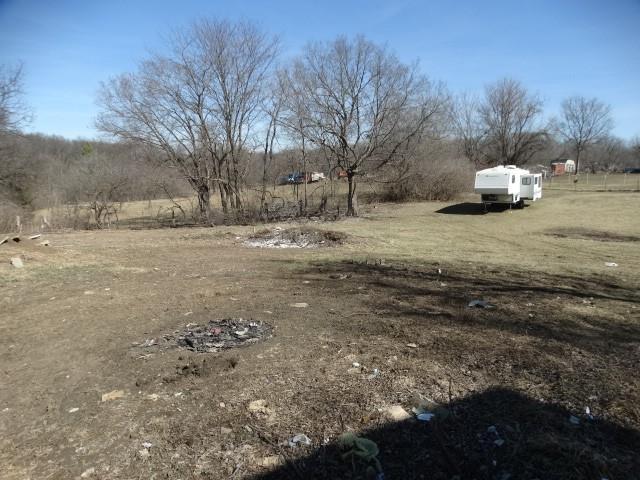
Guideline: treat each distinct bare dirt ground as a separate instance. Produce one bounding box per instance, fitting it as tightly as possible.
[1,190,639,480]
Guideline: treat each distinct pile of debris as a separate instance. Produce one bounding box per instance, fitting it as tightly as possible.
[175,319,273,352]
[245,227,346,249]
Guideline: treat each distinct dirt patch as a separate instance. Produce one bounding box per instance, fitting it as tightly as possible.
[244,227,346,248]
[545,227,640,243]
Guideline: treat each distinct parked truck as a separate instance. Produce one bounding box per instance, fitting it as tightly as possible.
[474,165,542,210]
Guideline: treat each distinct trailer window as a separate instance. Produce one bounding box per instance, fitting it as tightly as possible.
[522,177,531,185]
[534,177,538,185]
[511,175,515,183]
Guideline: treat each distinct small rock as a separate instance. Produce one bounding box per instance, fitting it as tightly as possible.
[290,302,309,308]
[84,290,95,295]
[80,467,95,478]
[219,402,226,408]
[385,405,411,421]
[220,427,232,435]
[604,262,618,267]
[138,448,150,459]
[352,362,361,368]
[10,257,23,268]
[39,240,50,246]
[142,442,152,449]
[101,390,125,402]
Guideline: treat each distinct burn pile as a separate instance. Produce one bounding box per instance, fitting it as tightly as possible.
[176,319,272,352]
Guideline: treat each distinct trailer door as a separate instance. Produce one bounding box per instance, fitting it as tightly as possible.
[520,175,534,199]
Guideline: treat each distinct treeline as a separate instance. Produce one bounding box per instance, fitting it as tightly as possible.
[1,19,640,230]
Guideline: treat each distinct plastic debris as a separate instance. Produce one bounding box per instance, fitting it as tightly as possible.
[68,407,79,413]
[142,442,152,449]
[569,415,580,425]
[604,262,618,267]
[586,406,594,420]
[416,412,435,422]
[468,299,496,309]
[290,302,309,308]
[352,362,361,368]
[406,343,418,348]
[288,433,312,447]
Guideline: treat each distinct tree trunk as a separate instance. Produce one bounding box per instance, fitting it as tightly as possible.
[574,149,581,175]
[346,171,358,216]
[196,183,212,224]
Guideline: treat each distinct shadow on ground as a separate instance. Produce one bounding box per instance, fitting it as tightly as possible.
[435,203,530,215]
[249,388,640,480]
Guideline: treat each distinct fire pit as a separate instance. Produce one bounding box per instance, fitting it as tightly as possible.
[176,319,272,352]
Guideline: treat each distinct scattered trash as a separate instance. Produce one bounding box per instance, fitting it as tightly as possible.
[0,236,8,245]
[367,368,380,379]
[245,227,346,249]
[416,412,435,422]
[604,262,618,267]
[494,438,505,447]
[384,405,411,421]
[101,390,125,402]
[68,407,79,413]
[586,406,594,420]
[140,338,157,347]
[468,299,495,309]
[29,234,41,240]
[84,290,95,295]
[290,302,309,308]
[352,362,361,368]
[288,433,312,447]
[172,319,272,353]
[406,343,418,348]
[142,442,152,449]
[10,257,23,268]
[569,415,580,425]
[525,302,534,307]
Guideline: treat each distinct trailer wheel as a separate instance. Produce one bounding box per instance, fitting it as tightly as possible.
[516,199,525,209]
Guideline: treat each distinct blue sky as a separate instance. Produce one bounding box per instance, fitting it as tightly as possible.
[0,0,638,140]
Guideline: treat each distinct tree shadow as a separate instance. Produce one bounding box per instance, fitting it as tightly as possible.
[249,387,640,480]
[435,203,531,215]
[290,260,640,358]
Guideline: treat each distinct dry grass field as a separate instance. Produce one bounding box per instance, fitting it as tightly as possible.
[1,189,639,479]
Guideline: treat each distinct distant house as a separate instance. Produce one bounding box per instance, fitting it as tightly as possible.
[550,159,575,175]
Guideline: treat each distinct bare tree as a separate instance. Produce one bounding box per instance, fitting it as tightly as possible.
[96,19,279,223]
[285,36,448,216]
[450,93,485,167]
[478,78,547,166]
[0,62,32,135]
[555,96,613,175]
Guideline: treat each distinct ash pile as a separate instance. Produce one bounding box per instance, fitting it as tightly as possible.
[177,319,272,352]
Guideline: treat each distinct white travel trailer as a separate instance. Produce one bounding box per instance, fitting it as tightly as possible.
[474,165,542,209]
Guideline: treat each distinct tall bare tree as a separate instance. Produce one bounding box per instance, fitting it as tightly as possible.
[450,93,485,167]
[555,96,613,175]
[478,78,547,166]
[96,19,279,222]
[285,36,448,216]
[0,62,31,135]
